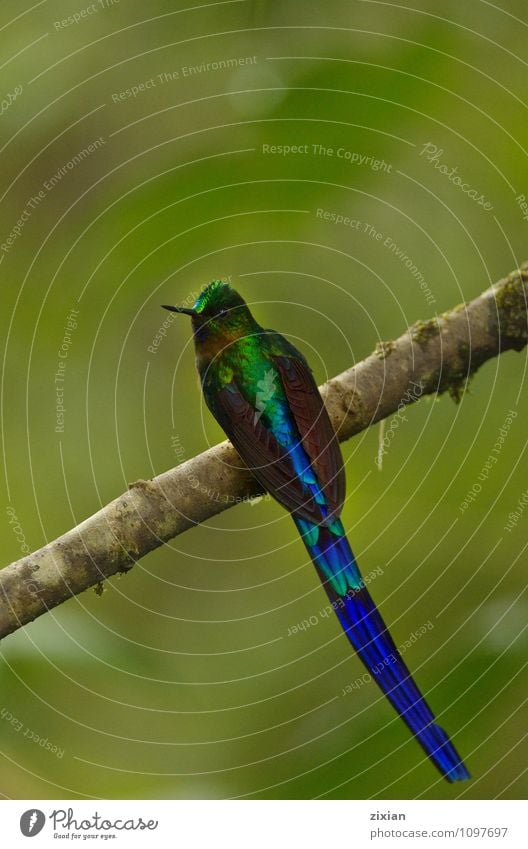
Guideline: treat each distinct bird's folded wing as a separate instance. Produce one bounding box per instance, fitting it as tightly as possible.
[214,381,328,524]
[272,355,345,522]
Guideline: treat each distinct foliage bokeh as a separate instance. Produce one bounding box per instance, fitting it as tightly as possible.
[1,0,527,799]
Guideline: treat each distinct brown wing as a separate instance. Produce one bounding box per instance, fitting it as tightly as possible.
[213,382,327,524]
[272,355,345,521]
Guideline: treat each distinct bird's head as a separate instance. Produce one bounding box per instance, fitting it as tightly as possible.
[162,280,257,344]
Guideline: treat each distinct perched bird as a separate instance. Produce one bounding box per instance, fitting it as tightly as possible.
[163,280,470,783]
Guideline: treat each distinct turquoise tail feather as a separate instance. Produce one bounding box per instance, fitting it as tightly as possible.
[295,517,470,783]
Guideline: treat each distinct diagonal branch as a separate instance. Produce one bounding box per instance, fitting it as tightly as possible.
[1,264,527,641]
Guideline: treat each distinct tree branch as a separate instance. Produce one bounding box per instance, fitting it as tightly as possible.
[1,264,527,641]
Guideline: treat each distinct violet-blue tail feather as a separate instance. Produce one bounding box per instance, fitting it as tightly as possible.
[295,517,470,782]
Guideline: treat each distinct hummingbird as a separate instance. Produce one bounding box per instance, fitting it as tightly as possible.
[163,280,470,783]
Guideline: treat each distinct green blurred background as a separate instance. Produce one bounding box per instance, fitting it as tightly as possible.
[1,0,527,800]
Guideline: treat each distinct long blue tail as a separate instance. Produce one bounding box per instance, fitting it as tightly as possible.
[296,517,470,782]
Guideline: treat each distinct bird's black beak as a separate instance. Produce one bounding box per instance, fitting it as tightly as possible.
[161,305,196,316]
